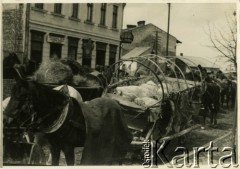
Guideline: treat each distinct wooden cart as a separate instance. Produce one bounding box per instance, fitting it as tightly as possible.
[102,54,203,164]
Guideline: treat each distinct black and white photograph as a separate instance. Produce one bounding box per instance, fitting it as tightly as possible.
[1,1,238,167]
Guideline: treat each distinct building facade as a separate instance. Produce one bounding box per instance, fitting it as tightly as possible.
[3,3,126,70]
[3,4,26,62]
[122,21,181,56]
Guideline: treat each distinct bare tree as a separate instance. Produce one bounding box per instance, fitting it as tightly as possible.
[205,11,237,69]
[206,11,238,160]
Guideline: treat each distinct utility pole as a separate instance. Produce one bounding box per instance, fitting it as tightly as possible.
[166,3,171,56]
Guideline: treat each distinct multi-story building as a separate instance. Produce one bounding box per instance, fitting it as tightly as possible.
[3,4,26,63]
[122,21,181,56]
[3,3,126,69]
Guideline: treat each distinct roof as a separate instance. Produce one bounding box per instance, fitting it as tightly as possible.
[121,47,151,59]
[179,56,220,69]
[123,23,181,43]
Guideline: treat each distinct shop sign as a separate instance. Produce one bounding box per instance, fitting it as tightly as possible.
[47,34,65,44]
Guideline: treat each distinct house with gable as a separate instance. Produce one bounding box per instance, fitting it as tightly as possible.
[121,21,182,57]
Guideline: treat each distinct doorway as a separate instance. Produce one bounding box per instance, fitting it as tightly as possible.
[50,43,62,59]
[96,50,106,66]
[96,42,106,66]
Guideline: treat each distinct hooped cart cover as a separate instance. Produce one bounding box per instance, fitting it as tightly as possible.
[180,56,220,69]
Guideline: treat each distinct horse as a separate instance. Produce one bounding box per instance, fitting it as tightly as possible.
[103,66,114,84]
[4,72,132,165]
[200,80,221,127]
[3,97,34,164]
[3,86,82,165]
[3,52,22,79]
[3,52,41,78]
[230,81,237,108]
[219,79,232,108]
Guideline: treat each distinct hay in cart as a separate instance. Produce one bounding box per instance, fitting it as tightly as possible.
[33,58,102,88]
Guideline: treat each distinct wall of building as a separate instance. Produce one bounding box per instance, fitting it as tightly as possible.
[2,4,25,61]
[29,24,120,64]
[28,3,124,69]
[122,23,179,56]
[30,4,124,41]
[2,3,125,70]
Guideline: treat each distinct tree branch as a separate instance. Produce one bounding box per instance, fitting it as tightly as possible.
[205,13,237,68]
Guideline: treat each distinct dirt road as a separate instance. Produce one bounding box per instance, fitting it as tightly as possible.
[3,107,236,166]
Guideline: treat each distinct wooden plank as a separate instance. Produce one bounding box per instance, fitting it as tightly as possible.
[131,124,201,146]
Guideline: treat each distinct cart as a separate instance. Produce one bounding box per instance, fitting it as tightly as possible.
[102,54,203,164]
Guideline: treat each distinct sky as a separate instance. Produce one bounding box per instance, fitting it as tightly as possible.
[123,3,236,70]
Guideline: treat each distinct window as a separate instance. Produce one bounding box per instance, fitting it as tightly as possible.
[112,5,118,28]
[35,3,44,9]
[100,3,107,25]
[68,37,79,60]
[30,31,45,71]
[86,3,93,22]
[50,43,62,59]
[109,45,117,65]
[96,42,107,66]
[72,3,79,18]
[54,3,62,14]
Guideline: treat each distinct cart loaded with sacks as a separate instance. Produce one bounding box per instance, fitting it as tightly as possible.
[102,54,204,162]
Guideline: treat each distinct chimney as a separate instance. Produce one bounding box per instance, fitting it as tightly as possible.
[126,25,137,29]
[137,20,145,27]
